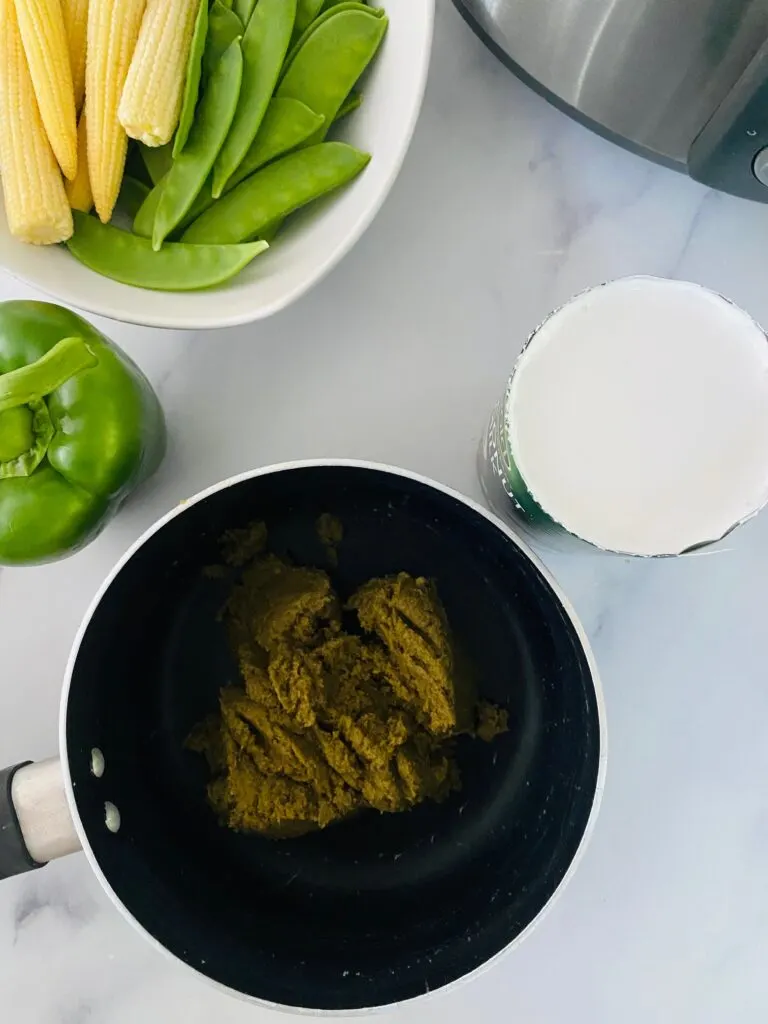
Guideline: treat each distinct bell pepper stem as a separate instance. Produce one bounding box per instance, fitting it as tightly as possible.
[0,399,54,479]
[0,336,98,413]
[0,405,34,462]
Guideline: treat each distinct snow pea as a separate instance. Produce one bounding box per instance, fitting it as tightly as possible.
[233,0,257,24]
[134,37,244,241]
[67,212,268,291]
[212,0,297,197]
[116,176,150,221]
[295,0,325,34]
[182,142,370,245]
[219,94,351,243]
[258,219,282,244]
[132,182,161,239]
[203,1,243,81]
[277,8,387,139]
[174,0,208,158]
[282,2,383,79]
[139,142,174,185]
[335,90,362,120]
[228,97,325,190]
[181,97,325,228]
[148,37,244,249]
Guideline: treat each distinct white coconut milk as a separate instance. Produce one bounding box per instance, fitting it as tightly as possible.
[502,277,768,555]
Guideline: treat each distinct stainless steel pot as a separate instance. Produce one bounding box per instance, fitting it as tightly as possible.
[455,0,768,202]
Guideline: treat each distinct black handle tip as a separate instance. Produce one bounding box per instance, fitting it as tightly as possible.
[0,763,45,879]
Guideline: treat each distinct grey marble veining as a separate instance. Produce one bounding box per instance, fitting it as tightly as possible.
[2,1,768,1021]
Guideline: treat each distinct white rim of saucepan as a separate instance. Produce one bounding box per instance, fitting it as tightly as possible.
[5,4,435,332]
[59,459,608,1016]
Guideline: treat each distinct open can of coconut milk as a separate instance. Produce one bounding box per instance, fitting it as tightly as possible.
[479,276,768,557]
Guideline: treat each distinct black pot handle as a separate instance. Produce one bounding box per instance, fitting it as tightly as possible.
[0,760,80,880]
[688,39,768,201]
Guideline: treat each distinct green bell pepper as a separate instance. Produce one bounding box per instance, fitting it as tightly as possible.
[0,301,166,566]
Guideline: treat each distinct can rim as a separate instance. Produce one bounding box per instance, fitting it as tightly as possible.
[499,276,768,558]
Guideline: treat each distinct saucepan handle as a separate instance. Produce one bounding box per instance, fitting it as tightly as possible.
[0,759,81,880]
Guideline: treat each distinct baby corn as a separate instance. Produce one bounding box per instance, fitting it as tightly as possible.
[118,0,201,147]
[86,0,147,222]
[61,0,89,112]
[0,0,72,243]
[14,0,78,180]
[66,111,93,212]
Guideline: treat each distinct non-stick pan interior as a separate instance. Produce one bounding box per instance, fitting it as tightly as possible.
[66,466,601,1010]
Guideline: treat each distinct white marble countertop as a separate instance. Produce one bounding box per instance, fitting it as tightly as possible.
[3,2,768,1021]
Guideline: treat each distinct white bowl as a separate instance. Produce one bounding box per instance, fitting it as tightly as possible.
[0,0,434,330]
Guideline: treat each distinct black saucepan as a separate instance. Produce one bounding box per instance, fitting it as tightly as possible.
[0,461,605,1013]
